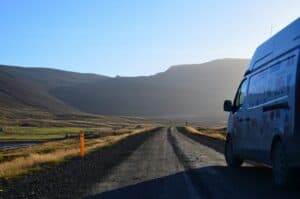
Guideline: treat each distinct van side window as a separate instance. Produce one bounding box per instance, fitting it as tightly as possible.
[248,70,267,107]
[267,62,291,100]
[234,79,248,110]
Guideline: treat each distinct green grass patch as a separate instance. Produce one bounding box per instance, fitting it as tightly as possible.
[0,127,106,141]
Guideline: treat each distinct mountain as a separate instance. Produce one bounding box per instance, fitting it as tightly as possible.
[0,65,108,90]
[0,59,248,121]
[0,65,109,113]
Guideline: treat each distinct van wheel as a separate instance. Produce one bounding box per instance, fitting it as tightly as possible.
[225,135,243,167]
[272,141,290,187]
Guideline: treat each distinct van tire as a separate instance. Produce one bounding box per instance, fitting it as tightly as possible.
[225,135,243,167]
[272,141,290,187]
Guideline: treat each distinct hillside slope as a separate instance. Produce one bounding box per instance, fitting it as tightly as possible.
[50,59,249,120]
[0,65,108,89]
[0,65,109,113]
[0,59,248,121]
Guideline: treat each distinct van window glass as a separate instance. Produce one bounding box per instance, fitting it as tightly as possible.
[248,70,267,107]
[234,79,248,109]
[267,61,291,100]
[249,58,294,107]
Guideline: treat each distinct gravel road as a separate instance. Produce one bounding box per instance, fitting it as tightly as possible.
[2,127,300,199]
[85,127,300,199]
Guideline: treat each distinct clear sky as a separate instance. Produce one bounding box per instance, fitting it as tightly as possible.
[0,0,299,77]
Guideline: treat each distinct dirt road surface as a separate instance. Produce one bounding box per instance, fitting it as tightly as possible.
[85,127,300,199]
[2,127,300,199]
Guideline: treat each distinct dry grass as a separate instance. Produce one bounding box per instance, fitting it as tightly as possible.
[0,108,159,142]
[0,107,160,179]
[185,126,227,140]
[0,107,154,128]
[0,127,157,179]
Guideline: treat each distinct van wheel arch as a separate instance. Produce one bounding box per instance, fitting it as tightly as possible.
[225,133,243,167]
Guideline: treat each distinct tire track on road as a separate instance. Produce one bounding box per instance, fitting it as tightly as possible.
[172,127,300,199]
[167,127,211,199]
[86,127,194,199]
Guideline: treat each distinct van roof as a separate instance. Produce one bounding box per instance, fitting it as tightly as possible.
[248,18,300,72]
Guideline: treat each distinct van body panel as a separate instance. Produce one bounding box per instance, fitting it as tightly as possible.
[248,18,300,72]
[227,18,300,167]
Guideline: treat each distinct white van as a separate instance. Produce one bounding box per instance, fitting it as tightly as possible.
[223,18,300,186]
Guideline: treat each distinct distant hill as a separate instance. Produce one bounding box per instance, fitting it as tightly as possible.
[0,65,108,89]
[0,65,109,113]
[0,59,248,121]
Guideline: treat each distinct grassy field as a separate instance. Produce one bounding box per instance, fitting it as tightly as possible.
[0,127,158,179]
[0,107,159,142]
[0,127,82,141]
[0,108,160,179]
[0,126,117,141]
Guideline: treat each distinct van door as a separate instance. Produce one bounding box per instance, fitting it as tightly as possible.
[247,70,268,160]
[231,79,249,155]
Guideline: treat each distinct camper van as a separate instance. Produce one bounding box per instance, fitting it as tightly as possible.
[223,18,300,186]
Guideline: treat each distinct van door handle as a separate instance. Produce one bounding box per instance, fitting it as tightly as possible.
[238,118,244,122]
[245,118,250,122]
[262,102,289,112]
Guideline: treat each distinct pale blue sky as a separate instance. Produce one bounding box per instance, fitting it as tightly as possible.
[0,0,299,76]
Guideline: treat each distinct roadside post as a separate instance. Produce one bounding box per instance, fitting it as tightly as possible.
[80,131,85,158]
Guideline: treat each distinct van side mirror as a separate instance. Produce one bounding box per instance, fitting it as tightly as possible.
[223,100,233,112]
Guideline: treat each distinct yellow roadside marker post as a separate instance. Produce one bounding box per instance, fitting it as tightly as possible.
[80,131,85,158]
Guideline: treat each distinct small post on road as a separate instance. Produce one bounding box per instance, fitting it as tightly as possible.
[80,131,85,158]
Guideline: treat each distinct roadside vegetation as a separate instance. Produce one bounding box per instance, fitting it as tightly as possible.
[184,126,226,140]
[0,108,157,142]
[0,109,159,179]
[0,127,157,179]
[0,127,85,141]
